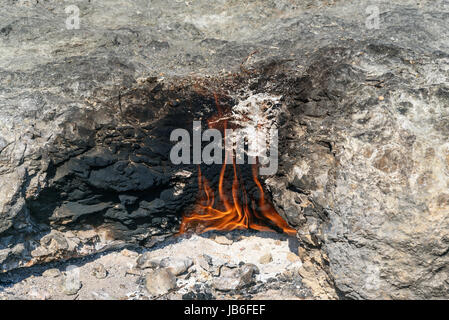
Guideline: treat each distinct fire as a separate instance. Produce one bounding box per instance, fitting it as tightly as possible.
[178,94,296,236]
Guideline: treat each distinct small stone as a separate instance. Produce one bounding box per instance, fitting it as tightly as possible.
[145,268,176,296]
[212,268,240,291]
[196,254,226,275]
[136,252,160,269]
[42,268,61,278]
[259,253,273,264]
[212,264,258,291]
[160,257,193,276]
[287,252,301,262]
[62,277,82,296]
[196,255,211,271]
[121,249,139,258]
[242,263,259,275]
[92,263,108,279]
[378,96,384,101]
[213,235,233,245]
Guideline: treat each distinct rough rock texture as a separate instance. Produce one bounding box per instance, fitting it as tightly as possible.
[264,12,449,298]
[1,0,449,300]
[0,231,309,300]
[145,268,176,296]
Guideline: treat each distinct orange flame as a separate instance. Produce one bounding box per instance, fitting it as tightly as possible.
[178,99,296,236]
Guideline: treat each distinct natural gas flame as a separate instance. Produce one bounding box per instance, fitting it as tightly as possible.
[178,158,296,235]
[178,94,296,236]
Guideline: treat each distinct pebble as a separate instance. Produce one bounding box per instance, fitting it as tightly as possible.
[145,268,176,296]
[62,277,82,296]
[92,264,108,279]
[42,268,61,278]
[259,253,273,264]
[136,252,160,269]
[213,235,234,245]
[212,268,241,291]
[212,264,259,291]
[160,257,193,276]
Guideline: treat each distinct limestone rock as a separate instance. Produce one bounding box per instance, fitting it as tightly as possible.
[136,253,160,270]
[212,264,259,291]
[42,268,61,278]
[62,277,82,296]
[159,257,193,276]
[145,268,176,296]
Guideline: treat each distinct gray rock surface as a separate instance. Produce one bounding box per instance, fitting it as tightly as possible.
[159,257,193,276]
[62,273,82,296]
[0,0,448,300]
[0,233,310,300]
[136,252,160,269]
[212,263,259,292]
[145,268,176,296]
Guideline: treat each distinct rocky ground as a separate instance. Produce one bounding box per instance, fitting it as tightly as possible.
[1,0,449,300]
[0,231,315,300]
